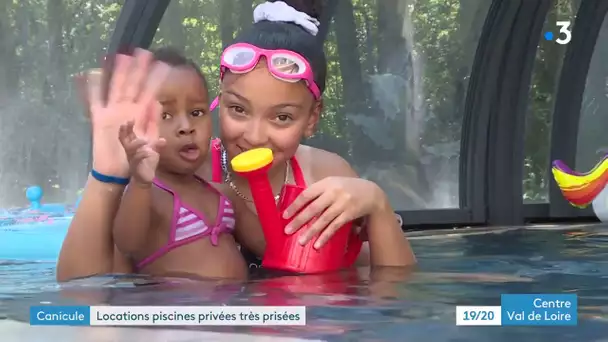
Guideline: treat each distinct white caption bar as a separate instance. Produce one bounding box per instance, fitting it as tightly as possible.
[455,306,501,326]
[90,306,306,326]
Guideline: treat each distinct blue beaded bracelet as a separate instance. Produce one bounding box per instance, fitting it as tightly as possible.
[91,169,130,185]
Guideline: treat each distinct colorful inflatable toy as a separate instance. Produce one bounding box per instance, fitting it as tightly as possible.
[0,186,77,227]
[0,185,76,260]
[552,156,608,221]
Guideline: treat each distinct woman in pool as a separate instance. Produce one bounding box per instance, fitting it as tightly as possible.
[56,0,415,281]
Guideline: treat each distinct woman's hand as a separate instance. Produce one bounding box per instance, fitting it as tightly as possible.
[83,49,170,177]
[282,177,383,249]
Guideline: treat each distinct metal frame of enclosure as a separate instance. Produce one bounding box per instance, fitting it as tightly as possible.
[107,0,606,230]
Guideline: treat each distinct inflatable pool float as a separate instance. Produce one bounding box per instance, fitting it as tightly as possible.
[0,186,78,260]
[552,157,608,221]
[0,186,77,227]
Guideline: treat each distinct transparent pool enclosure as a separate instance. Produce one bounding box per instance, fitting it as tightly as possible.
[1,0,607,230]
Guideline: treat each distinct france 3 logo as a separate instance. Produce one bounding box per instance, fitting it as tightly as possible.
[543,21,572,45]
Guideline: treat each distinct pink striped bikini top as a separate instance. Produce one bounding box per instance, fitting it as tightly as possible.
[135,176,236,271]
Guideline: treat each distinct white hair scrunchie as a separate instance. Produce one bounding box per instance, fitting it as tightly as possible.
[253,1,321,36]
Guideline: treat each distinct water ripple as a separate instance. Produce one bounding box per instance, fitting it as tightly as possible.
[0,225,607,341]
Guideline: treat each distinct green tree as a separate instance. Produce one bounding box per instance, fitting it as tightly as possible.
[1,0,588,214]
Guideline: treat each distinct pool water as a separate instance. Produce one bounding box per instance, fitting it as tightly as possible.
[0,218,72,260]
[0,224,607,341]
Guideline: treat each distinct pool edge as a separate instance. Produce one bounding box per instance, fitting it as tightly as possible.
[406,222,608,239]
[0,319,324,342]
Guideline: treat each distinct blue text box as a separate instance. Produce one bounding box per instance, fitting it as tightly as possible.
[30,305,91,326]
[501,294,577,326]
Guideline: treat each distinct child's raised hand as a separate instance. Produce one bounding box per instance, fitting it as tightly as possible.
[118,120,165,186]
[84,48,170,178]
[281,177,384,249]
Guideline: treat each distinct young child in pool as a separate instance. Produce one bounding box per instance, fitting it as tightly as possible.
[112,47,248,280]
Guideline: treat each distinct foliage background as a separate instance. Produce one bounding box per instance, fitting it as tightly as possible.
[0,0,605,213]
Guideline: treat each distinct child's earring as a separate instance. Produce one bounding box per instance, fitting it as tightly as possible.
[303,128,313,139]
[305,122,318,138]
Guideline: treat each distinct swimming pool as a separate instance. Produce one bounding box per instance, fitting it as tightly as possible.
[0,223,607,341]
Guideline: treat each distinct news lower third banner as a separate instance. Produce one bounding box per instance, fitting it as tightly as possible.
[29,306,306,326]
[456,294,577,326]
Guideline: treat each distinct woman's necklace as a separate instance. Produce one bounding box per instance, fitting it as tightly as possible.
[221,146,289,203]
